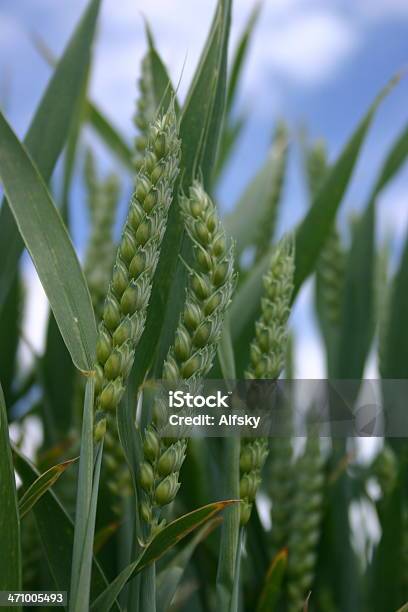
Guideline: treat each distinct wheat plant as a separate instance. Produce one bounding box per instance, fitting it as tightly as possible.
[0,1,408,611]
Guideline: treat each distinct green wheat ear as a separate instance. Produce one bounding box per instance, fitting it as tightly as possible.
[240,236,294,525]
[139,181,235,540]
[254,120,288,263]
[287,435,325,612]
[93,102,180,437]
[307,139,345,329]
[133,52,156,172]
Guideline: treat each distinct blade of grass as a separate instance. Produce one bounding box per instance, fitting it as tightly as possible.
[0,274,22,413]
[0,112,97,372]
[18,458,77,519]
[0,384,21,598]
[41,313,77,444]
[156,518,222,610]
[144,22,178,114]
[13,446,119,608]
[256,549,288,612]
[91,501,237,611]
[226,2,261,115]
[216,321,241,611]
[337,201,375,378]
[0,0,102,311]
[87,102,134,169]
[293,76,399,296]
[69,377,100,612]
[224,128,288,259]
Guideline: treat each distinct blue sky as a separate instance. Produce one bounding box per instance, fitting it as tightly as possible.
[1,0,408,376]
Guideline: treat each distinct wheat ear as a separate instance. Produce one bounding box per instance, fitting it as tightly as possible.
[139,181,235,538]
[240,237,294,525]
[93,103,180,438]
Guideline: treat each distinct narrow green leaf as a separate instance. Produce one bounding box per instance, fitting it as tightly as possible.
[336,201,375,378]
[369,469,406,612]
[18,458,77,519]
[224,125,288,258]
[69,377,99,612]
[256,549,288,612]
[396,602,408,612]
[181,0,232,187]
[0,0,102,310]
[0,112,97,372]
[382,227,408,378]
[0,274,22,412]
[145,23,178,115]
[226,1,261,114]
[41,313,77,443]
[91,501,237,611]
[293,77,398,296]
[0,384,21,595]
[13,446,119,608]
[370,122,408,198]
[156,518,222,610]
[72,441,103,612]
[215,438,241,611]
[87,102,134,170]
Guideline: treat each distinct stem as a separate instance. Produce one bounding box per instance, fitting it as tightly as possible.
[216,436,241,610]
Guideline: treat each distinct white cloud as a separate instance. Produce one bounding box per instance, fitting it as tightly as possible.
[252,11,357,85]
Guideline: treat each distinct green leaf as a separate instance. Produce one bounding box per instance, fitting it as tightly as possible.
[145,23,178,115]
[224,124,288,259]
[382,227,408,378]
[0,112,97,372]
[336,201,375,378]
[18,457,77,519]
[87,102,133,170]
[215,438,241,611]
[41,313,77,443]
[0,274,22,412]
[293,77,398,296]
[0,384,21,595]
[256,549,288,612]
[156,518,222,610]
[13,446,119,609]
[369,467,406,612]
[181,0,232,187]
[69,378,102,612]
[226,2,261,115]
[370,122,408,198]
[91,500,237,611]
[0,0,102,311]
[396,603,408,612]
